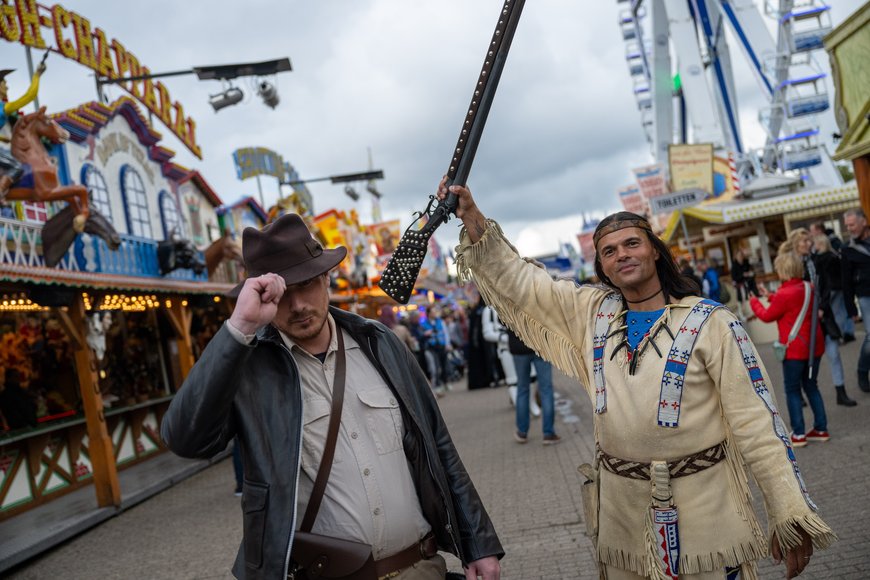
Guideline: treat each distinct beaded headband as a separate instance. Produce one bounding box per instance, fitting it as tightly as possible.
[593,218,653,247]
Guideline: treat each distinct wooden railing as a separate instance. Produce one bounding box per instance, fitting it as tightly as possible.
[1,217,207,281]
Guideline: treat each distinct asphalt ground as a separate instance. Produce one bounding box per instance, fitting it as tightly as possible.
[7,333,870,579]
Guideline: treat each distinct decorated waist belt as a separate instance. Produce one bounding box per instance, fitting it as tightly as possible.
[598,441,726,480]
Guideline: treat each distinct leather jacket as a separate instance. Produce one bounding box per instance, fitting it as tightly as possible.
[161,307,503,579]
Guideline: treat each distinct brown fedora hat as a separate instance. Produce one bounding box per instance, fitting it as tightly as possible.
[226,213,347,298]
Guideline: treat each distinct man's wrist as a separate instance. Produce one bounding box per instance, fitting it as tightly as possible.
[226,319,257,344]
[463,209,488,243]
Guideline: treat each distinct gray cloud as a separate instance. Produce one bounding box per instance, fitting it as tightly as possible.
[2,0,863,256]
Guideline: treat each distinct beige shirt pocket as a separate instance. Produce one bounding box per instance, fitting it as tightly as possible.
[357,388,404,455]
[300,397,340,474]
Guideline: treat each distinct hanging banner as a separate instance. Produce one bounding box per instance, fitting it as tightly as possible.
[618,184,648,216]
[1,1,202,158]
[668,143,714,195]
[367,220,401,256]
[577,230,596,263]
[633,164,669,200]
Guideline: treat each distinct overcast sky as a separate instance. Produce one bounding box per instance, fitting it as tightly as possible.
[2,1,863,256]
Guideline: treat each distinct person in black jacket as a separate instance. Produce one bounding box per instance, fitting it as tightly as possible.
[813,234,857,406]
[161,214,502,580]
[810,222,854,341]
[841,208,870,392]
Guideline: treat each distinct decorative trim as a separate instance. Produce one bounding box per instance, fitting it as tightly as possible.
[593,293,623,414]
[727,320,815,509]
[657,299,720,427]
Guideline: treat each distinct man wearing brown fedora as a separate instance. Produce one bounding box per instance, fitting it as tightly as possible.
[162,213,502,580]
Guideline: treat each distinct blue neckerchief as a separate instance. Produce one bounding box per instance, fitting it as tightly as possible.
[625,308,665,350]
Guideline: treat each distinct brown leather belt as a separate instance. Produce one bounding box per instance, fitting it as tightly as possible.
[375,533,438,580]
[598,441,726,480]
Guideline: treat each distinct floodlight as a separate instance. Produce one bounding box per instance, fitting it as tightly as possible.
[344,185,359,201]
[366,183,382,198]
[209,87,244,112]
[258,81,279,109]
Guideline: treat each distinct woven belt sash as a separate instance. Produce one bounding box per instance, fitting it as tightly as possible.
[598,441,726,480]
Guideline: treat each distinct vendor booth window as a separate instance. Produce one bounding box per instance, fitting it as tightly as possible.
[0,308,81,437]
[81,164,112,218]
[98,308,172,407]
[159,191,185,240]
[120,165,152,239]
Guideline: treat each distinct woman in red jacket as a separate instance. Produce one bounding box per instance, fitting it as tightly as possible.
[750,248,829,448]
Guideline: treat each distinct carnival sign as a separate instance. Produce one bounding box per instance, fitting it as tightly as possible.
[648,189,705,215]
[632,164,669,200]
[668,143,714,195]
[618,184,647,216]
[1,1,202,158]
[233,147,285,181]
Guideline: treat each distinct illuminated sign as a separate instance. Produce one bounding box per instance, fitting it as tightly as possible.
[1,0,202,158]
[233,146,285,180]
[668,143,714,195]
[233,146,313,214]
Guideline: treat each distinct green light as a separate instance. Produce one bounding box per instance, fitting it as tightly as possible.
[673,73,682,93]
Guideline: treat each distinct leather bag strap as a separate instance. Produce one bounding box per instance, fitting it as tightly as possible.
[299,329,346,533]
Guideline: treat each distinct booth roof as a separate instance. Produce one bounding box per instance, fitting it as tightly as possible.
[0,264,234,296]
[661,183,859,241]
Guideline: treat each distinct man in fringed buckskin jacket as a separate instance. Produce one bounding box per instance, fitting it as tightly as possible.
[438,178,834,580]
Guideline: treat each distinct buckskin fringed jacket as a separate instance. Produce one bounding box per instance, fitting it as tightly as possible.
[456,221,834,579]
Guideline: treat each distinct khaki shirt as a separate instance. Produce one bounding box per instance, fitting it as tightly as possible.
[227,316,430,560]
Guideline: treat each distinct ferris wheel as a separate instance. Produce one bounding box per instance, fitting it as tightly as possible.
[617,0,842,192]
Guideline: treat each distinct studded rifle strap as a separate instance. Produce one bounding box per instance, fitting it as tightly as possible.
[378,0,526,304]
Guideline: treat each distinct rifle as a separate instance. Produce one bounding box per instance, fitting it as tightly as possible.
[378,0,526,304]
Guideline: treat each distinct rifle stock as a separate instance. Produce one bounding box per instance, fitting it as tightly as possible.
[378,0,525,304]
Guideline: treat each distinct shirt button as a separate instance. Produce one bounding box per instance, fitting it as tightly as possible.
[351,432,358,439]
[363,468,370,476]
[389,398,396,405]
[373,508,381,515]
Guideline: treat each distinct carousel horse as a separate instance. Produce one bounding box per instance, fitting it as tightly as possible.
[7,107,89,232]
[6,107,121,267]
[204,233,243,277]
[40,204,121,267]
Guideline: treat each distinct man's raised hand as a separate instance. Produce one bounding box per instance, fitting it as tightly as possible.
[228,273,286,336]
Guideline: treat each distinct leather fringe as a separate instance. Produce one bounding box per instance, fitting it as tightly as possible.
[771,514,837,553]
[599,541,768,577]
[456,221,589,384]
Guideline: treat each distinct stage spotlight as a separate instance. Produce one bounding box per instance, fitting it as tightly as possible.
[209,87,244,112]
[258,81,279,109]
[344,185,359,201]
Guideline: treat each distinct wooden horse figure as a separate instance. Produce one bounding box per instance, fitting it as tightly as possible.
[7,106,90,232]
[204,233,244,278]
[6,106,121,267]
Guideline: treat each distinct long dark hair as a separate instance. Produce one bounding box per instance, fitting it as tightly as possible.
[593,212,701,301]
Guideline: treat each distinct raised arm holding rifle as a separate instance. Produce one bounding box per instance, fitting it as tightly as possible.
[439,181,835,579]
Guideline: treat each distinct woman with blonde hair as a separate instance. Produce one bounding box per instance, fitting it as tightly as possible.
[750,245,830,446]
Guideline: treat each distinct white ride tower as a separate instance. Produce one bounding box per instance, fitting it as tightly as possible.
[617,0,842,193]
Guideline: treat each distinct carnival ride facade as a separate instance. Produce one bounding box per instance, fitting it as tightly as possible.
[0,97,239,522]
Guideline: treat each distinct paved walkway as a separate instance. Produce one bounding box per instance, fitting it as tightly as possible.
[5,335,870,579]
